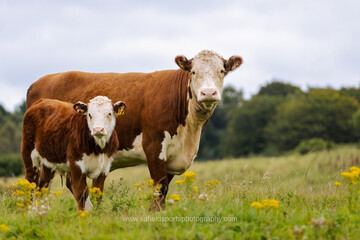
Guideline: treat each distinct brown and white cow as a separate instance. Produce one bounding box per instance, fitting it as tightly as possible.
[26,50,243,210]
[21,96,126,210]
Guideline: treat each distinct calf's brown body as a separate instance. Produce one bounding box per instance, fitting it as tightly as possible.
[21,98,119,210]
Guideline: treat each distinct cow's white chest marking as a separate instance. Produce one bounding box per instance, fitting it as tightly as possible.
[159,102,203,175]
[76,153,114,179]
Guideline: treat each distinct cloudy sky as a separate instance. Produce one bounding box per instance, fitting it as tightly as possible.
[0,0,359,111]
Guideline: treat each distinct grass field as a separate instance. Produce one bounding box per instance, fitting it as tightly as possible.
[1,145,360,239]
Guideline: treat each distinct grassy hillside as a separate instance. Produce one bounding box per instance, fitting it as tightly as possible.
[1,145,360,239]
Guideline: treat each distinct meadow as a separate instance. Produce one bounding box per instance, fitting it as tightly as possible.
[1,145,360,239]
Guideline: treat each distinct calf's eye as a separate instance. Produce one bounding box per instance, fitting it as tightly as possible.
[88,114,92,119]
[220,70,225,74]
[191,71,196,75]
[109,113,112,116]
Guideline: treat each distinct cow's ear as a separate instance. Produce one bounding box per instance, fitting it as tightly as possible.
[113,101,126,116]
[224,56,243,73]
[175,55,192,71]
[73,101,88,115]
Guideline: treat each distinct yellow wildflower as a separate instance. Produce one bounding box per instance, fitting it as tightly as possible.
[169,194,180,202]
[251,199,279,209]
[341,166,360,185]
[17,203,25,208]
[350,166,360,172]
[89,187,104,198]
[175,179,185,186]
[146,179,154,186]
[53,189,62,198]
[205,180,220,189]
[251,201,264,209]
[14,190,25,196]
[193,186,198,192]
[184,171,196,178]
[0,224,10,232]
[261,199,279,209]
[334,182,341,187]
[78,210,90,217]
[184,171,196,183]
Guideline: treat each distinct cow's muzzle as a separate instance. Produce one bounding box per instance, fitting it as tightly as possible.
[92,127,106,137]
[198,88,221,105]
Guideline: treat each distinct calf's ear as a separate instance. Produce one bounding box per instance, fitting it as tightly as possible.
[73,101,88,114]
[113,101,126,116]
[224,56,243,73]
[175,55,192,71]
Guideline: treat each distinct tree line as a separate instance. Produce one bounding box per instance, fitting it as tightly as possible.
[1,81,360,176]
[198,81,360,159]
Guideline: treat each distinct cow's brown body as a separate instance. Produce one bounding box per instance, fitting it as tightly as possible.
[22,98,119,210]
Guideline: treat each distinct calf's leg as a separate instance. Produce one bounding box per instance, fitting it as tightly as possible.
[92,173,106,206]
[69,162,90,211]
[21,139,39,184]
[38,165,55,189]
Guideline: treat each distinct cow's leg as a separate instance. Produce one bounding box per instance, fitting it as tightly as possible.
[38,164,55,189]
[69,162,90,211]
[66,173,73,194]
[21,137,39,184]
[92,173,106,206]
[142,137,170,211]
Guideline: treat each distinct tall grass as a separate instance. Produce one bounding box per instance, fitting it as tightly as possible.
[1,145,360,239]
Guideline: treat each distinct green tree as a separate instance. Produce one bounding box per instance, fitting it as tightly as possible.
[0,120,21,155]
[339,87,360,103]
[221,95,284,157]
[258,80,302,97]
[266,89,359,151]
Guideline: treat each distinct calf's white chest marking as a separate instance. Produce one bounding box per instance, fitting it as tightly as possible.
[76,153,114,179]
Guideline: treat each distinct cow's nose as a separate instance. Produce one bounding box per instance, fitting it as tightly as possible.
[93,127,105,136]
[201,88,217,98]
[199,88,220,102]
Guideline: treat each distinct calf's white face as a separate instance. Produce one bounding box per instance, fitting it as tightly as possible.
[175,50,243,110]
[73,96,126,149]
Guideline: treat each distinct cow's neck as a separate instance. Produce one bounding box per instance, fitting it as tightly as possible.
[186,97,216,129]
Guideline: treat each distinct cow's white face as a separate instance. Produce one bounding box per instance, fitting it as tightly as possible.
[175,50,243,110]
[73,96,126,149]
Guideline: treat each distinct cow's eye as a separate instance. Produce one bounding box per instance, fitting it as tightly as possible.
[191,71,196,75]
[108,113,112,116]
[88,114,92,119]
[220,70,225,74]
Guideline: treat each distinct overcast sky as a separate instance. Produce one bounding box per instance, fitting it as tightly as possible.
[0,0,359,111]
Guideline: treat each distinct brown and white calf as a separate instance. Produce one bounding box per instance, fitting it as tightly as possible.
[21,96,126,210]
[26,50,243,210]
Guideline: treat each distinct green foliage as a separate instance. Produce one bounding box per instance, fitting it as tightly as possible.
[339,87,360,103]
[223,95,284,157]
[352,108,360,131]
[257,80,302,97]
[0,101,25,156]
[0,154,23,177]
[266,89,359,151]
[296,138,332,155]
